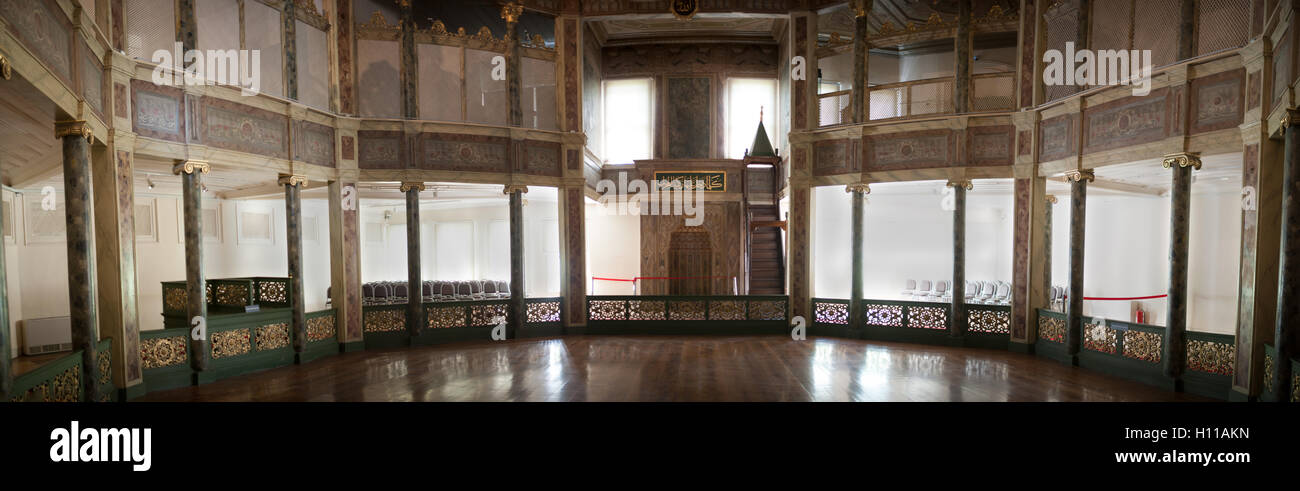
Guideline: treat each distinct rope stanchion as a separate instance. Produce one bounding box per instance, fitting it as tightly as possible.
[1082,294,1167,301]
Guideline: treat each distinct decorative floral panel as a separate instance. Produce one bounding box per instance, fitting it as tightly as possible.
[9,364,80,402]
[141,336,188,369]
[747,300,786,321]
[1187,339,1234,376]
[364,308,405,332]
[212,329,251,359]
[1038,313,1065,342]
[428,306,466,329]
[1082,322,1117,354]
[307,314,336,342]
[863,303,903,327]
[589,300,627,321]
[967,308,1010,334]
[1122,331,1162,363]
[707,300,745,320]
[907,306,948,330]
[668,301,706,321]
[255,323,290,351]
[526,300,561,324]
[814,302,848,325]
[470,304,507,326]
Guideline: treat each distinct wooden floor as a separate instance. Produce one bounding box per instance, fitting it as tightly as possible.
[139,335,1211,402]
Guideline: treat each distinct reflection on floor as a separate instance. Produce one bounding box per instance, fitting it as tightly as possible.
[138,335,1211,402]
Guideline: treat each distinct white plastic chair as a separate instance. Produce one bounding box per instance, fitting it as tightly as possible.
[901,279,916,298]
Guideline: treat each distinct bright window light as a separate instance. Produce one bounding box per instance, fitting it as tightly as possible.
[603,78,653,165]
[726,78,777,159]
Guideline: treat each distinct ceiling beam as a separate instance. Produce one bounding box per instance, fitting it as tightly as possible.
[218,180,329,200]
[1047,176,1165,196]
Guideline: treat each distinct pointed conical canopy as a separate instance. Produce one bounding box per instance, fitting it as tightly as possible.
[748,107,776,158]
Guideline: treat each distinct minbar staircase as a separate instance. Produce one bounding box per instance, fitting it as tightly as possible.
[747,204,785,295]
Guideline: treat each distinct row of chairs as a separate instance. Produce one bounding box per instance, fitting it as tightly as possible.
[1048,286,1069,311]
[901,279,1012,305]
[355,280,512,305]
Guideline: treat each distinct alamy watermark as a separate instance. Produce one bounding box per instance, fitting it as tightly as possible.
[151,42,261,96]
[1043,42,1152,96]
[595,174,706,226]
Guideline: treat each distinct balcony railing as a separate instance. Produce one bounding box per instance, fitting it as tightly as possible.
[816,73,1016,127]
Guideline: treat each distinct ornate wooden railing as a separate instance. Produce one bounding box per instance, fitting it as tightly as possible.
[966,304,1011,335]
[586,296,788,331]
[868,76,955,121]
[425,299,509,329]
[969,72,1016,112]
[1036,309,1066,344]
[7,349,83,402]
[525,297,562,328]
[162,277,292,317]
[1262,344,1276,401]
[202,309,295,381]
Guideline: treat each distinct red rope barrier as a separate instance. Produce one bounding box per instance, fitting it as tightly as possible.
[592,276,735,281]
[1082,294,1167,301]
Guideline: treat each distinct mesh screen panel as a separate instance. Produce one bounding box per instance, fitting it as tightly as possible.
[1044,0,1082,101]
[971,74,1015,112]
[1090,0,1133,53]
[296,21,330,110]
[1197,0,1251,55]
[869,88,901,120]
[818,93,850,126]
[909,80,953,116]
[125,0,175,62]
[1133,0,1181,68]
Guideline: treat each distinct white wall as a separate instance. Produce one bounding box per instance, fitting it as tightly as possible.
[356,191,562,297]
[1048,187,1241,333]
[6,193,334,334]
[585,201,641,295]
[813,182,1013,301]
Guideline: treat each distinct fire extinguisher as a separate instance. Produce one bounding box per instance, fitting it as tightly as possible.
[1135,308,1145,324]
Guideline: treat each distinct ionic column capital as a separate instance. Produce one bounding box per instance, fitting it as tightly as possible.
[1281,108,1300,129]
[946,179,973,190]
[277,174,308,187]
[845,182,871,194]
[1162,152,1202,171]
[503,184,529,195]
[1046,194,1059,204]
[172,160,210,175]
[399,181,425,192]
[1064,169,1095,182]
[54,120,93,142]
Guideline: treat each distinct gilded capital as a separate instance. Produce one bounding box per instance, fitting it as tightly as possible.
[54,120,93,141]
[1282,109,1300,129]
[400,181,426,192]
[500,2,523,24]
[945,179,973,190]
[1045,195,1059,204]
[853,0,870,18]
[1161,152,1202,171]
[278,174,308,187]
[1064,169,1095,182]
[503,184,530,195]
[172,160,211,175]
[845,182,871,194]
[0,52,11,80]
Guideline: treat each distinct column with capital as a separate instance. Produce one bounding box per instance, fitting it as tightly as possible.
[948,179,972,338]
[847,183,869,332]
[1063,169,1094,365]
[281,174,308,357]
[174,159,211,373]
[849,0,871,123]
[506,185,528,337]
[1162,153,1200,388]
[502,2,524,127]
[57,121,102,401]
[402,181,424,337]
[1273,113,1300,402]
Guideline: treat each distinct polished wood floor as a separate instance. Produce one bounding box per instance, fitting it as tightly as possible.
[139,335,1211,402]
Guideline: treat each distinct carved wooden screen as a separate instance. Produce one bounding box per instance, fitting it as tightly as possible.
[668,226,713,295]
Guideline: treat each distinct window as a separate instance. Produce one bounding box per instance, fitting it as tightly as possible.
[434,221,475,280]
[602,78,653,165]
[726,78,777,159]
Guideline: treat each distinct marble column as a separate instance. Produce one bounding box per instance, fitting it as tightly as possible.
[0,166,10,396]
[1064,169,1093,365]
[177,0,196,53]
[398,0,417,118]
[1162,153,1199,384]
[57,121,101,401]
[1044,195,1056,292]
[506,185,527,337]
[281,175,307,354]
[847,183,869,331]
[559,186,587,330]
[282,0,298,100]
[948,179,971,337]
[850,0,871,123]
[1274,116,1300,402]
[402,182,424,337]
[953,0,972,113]
[503,2,524,127]
[174,160,210,372]
[1177,0,1197,61]
[328,180,364,348]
